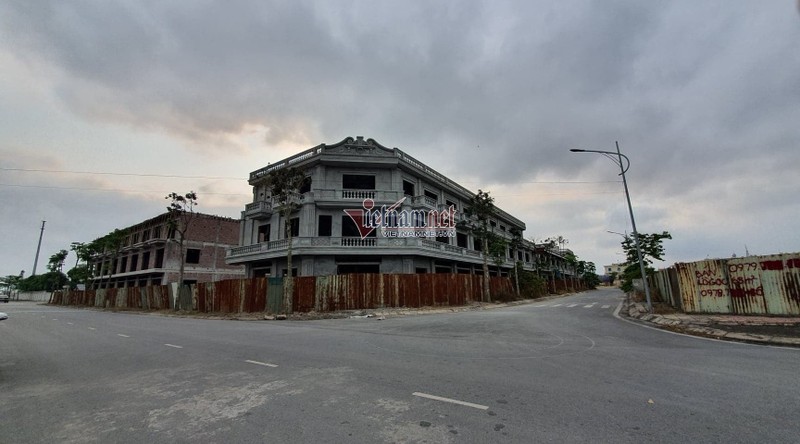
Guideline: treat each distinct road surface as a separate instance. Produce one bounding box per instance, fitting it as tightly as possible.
[1,287,798,443]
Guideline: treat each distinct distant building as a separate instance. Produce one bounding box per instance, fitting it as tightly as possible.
[226,136,579,283]
[604,263,626,275]
[88,212,245,288]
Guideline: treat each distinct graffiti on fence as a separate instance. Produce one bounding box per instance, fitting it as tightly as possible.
[655,253,800,315]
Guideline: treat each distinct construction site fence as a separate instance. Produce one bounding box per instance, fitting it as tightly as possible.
[50,274,518,314]
[648,252,800,315]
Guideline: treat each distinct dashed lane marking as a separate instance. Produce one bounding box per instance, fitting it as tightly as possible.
[412,392,489,410]
[602,305,611,309]
[88,327,96,330]
[567,304,579,308]
[552,304,563,307]
[584,304,596,308]
[164,344,183,349]
[245,359,278,368]
[117,334,130,338]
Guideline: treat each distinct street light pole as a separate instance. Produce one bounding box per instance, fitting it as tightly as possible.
[570,142,653,313]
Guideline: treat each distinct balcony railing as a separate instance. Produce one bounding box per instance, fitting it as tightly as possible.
[228,236,491,259]
[244,200,272,219]
[312,189,404,203]
[412,195,438,208]
[341,189,375,200]
[341,237,377,247]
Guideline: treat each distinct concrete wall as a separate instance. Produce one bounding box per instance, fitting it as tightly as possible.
[15,291,52,302]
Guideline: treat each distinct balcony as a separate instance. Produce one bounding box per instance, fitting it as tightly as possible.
[226,236,496,264]
[244,200,273,219]
[411,195,438,209]
[312,189,404,204]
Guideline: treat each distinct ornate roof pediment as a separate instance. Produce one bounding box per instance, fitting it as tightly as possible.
[323,136,395,156]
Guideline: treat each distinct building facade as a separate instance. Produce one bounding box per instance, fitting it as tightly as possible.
[604,263,626,276]
[89,212,245,288]
[227,136,578,283]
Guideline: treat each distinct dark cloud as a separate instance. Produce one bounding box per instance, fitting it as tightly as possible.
[1,0,798,272]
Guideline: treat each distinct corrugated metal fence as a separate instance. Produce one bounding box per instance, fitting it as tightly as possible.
[649,253,800,315]
[50,285,171,310]
[52,274,514,315]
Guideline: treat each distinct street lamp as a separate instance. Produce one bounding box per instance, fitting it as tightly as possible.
[570,142,653,313]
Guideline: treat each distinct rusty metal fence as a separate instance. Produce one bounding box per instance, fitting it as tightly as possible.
[52,274,514,315]
[51,285,171,310]
[649,253,800,315]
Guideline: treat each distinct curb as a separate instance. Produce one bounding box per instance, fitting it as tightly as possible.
[617,300,800,348]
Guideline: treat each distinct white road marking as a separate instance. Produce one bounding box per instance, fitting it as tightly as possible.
[412,392,489,410]
[552,304,563,307]
[88,327,96,330]
[602,305,611,309]
[117,334,130,338]
[245,359,278,368]
[67,322,74,325]
[567,304,579,308]
[164,344,183,349]
[584,304,596,308]
[52,319,58,321]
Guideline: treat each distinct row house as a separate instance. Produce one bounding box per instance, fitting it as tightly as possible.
[227,136,578,282]
[89,212,245,289]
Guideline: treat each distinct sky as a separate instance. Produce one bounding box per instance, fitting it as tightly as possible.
[1,0,799,278]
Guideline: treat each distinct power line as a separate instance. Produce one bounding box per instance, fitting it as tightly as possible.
[0,167,245,181]
[0,183,249,196]
[1,182,616,198]
[1,167,618,185]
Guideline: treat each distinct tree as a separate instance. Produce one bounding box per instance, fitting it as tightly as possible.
[67,265,91,289]
[47,250,69,273]
[18,272,68,292]
[98,229,128,289]
[68,241,95,288]
[620,231,672,293]
[264,167,307,314]
[166,191,198,309]
[462,189,496,302]
[580,261,601,289]
[1,274,22,297]
[509,227,523,295]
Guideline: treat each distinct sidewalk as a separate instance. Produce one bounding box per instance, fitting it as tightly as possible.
[620,299,800,347]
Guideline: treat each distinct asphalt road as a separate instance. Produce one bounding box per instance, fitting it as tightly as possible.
[1,288,799,443]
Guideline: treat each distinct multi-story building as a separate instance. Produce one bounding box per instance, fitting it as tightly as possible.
[604,263,626,276]
[227,136,577,282]
[89,212,245,288]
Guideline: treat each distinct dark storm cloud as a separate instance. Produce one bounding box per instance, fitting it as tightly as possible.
[1,0,799,267]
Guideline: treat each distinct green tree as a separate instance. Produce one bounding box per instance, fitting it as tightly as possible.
[580,261,601,289]
[18,272,68,292]
[99,229,128,289]
[518,270,548,299]
[264,167,307,314]
[166,191,198,309]
[47,250,69,273]
[67,265,91,289]
[68,241,96,288]
[462,189,496,302]
[620,231,672,293]
[508,227,523,295]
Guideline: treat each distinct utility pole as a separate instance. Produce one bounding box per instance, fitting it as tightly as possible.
[32,220,46,276]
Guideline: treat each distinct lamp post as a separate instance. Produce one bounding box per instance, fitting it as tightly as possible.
[570,142,653,313]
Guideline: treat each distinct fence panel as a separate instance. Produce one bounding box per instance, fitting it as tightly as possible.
[675,260,731,313]
[266,277,284,314]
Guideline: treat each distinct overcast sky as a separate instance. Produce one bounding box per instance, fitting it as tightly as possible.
[1,0,799,278]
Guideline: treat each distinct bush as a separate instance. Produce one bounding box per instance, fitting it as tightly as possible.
[518,271,548,299]
[18,272,68,292]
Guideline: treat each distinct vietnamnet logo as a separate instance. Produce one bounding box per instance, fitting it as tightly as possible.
[343,197,457,240]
